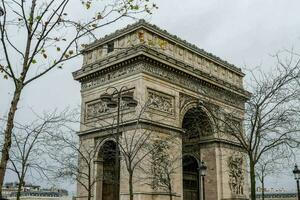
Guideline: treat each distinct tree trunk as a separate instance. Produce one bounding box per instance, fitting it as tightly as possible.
[129,171,133,200]
[168,184,173,200]
[0,1,35,194]
[261,176,265,200]
[0,87,22,197]
[88,165,91,200]
[16,185,22,200]
[16,174,25,200]
[87,190,91,200]
[250,159,256,200]
[168,174,172,200]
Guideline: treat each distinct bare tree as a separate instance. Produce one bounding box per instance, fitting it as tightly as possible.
[118,127,153,200]
[142,139,180,200]
[0,0,157,196]
[4,111,68,200]
[48,131,100,200]
[48,89,188,200]
[208,51,300,200]
[106,102,157,200]
[256,146,293,200]
[51,125,153,200]
[47,102,154,200]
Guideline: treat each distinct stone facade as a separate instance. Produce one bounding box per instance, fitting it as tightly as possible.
[73,20,250,200]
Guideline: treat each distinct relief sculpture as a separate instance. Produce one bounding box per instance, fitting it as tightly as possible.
[86,101,109,119]
[80,60,245,109]
[86,98,132,120]
[148,89,174,115]
[179,93,197,113]
[228,155,244,195]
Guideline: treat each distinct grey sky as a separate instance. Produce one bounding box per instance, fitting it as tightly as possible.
[1,0,300,193]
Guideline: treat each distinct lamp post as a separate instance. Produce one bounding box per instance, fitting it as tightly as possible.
[100,86,137,200]
[293,164,300,200]
[199,160,207,200]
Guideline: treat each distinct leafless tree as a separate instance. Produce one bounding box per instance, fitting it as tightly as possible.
[48,102,156,200]
[106,102,159,200]
[118,127,153,200]
[4,111,68,200]
[207,51,300,200]
[48,130,100,200]
[141,139,180,200]
[0,0,157,196]
[256,146,293,200]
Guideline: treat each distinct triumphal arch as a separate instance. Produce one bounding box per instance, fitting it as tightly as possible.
[73,20,250,200]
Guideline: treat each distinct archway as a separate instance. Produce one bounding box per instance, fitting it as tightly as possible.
[182,155,199,200]
[98,140,120,200]
[182,106,213,143]
[182,107,213,200]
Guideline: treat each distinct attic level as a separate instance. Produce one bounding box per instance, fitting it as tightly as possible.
[77,20,245,88]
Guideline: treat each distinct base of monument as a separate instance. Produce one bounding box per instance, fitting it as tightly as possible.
[120,192,181,200]
[222,197,249,200]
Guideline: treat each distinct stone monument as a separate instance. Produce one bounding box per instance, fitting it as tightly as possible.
[73,20,250,200]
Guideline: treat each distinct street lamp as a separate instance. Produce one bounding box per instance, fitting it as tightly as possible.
[199,160,207,200]
[100,88,137,133]
[293,164,300,200]
[0,6,4,16]
[100,86,138,200]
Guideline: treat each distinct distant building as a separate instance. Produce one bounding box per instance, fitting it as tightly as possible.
[256,192,297,200]
[257,187,288,193]
[2,182,19,198]
[2,182,69,200]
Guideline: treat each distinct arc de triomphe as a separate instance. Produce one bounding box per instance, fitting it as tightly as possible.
[73,20,250,200]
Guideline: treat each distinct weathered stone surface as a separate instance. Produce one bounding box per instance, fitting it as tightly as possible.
[73,21,249,200]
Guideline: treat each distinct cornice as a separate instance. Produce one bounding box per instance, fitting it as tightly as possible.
[83,19,244,76]
[78,119,244,149]
[73,45,144,81]
[78,118,183,138]
[73,45,251,100]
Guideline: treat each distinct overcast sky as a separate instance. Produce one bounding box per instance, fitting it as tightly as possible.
[2,0,300,194]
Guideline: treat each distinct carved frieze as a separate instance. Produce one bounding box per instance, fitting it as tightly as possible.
[147,89,174,115]
[81,61,245,109]
[85,100,109,120]
[85,97,132,120]
[228,155,245,196]
[142,63,244,108]
[82,63,142,90]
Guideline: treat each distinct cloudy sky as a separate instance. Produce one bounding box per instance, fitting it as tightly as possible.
[2,0,300,194]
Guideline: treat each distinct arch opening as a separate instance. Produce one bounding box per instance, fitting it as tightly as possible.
[182,155,199,200]
[181,107,213,200]
[182,107,213,142]
[98,140,120,200]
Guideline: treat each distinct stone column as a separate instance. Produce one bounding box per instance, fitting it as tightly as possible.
[94,159,103,200]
